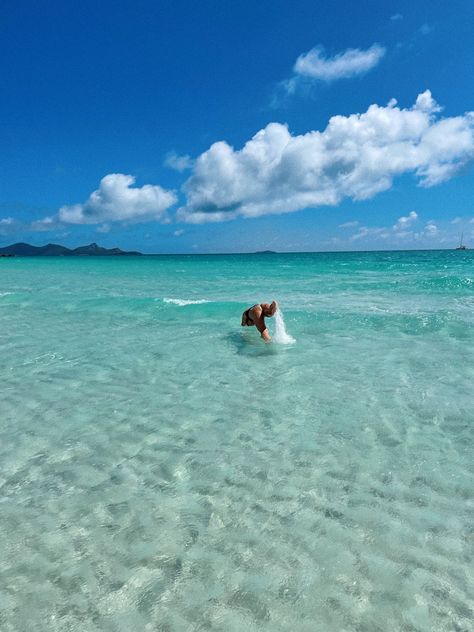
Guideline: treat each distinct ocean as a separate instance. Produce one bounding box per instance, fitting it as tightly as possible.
[1,251,473,631]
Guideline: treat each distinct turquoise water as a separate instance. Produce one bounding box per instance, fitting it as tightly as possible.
[1,251,473,631]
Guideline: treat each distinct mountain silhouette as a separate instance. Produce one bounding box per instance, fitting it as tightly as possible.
[0,242,142,256]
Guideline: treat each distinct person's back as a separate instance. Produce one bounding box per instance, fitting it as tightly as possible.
[241,301,278,341]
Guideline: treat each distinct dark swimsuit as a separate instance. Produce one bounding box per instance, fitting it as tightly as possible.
[244,305,258,325]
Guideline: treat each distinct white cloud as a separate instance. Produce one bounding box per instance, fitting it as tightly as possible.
[393,211,418,230]
[173,229,185,236]
[348,217,438,245]
[293,44,385,82]
[97,223,111,233]
[179,91,474,224]
[349,226,390,242]
[0,216,16,235]
[59,174,177,225]
[425,221,438,235]
[451,217,461,224]
[1,215,60,234]
[30,216,57,231]
[165,151,194,172]
[339,221,359,228]
[391,14,403,21]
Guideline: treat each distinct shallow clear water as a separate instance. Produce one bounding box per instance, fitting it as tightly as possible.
[0,251,473,631]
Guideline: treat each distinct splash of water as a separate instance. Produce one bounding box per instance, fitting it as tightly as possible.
[273,309,295,344]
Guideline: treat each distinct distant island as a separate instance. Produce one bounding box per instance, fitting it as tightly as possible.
[255,250,277,254]
[0,242,142,256]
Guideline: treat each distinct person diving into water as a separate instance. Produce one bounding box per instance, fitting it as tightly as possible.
[241,301,278,342]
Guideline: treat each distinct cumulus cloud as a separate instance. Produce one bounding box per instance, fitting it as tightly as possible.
[178,91,474,223]
[165,151,194,172]
[393,211,418,230]
[0,217,16,235]
[339,221,359,228]
[391,14,403,21]
[425,221,438,235]
[30,216,56,231]
[293,44,385,82]
[349,226,390,242]
[347,213,443,245]
[59,174,177,225]
[0,214,62,235]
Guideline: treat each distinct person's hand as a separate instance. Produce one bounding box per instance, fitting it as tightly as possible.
[261,328,272,342]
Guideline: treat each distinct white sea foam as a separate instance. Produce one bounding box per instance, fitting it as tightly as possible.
[163,297,209,306]
[273,309,295,344]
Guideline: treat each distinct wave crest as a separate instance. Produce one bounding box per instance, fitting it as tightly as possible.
[163,298,210,306]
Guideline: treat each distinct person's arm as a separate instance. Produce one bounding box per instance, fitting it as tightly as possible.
[255,317,271,341]
[260,327,271,342]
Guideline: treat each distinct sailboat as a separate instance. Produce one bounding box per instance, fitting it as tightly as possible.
[455,232,467,250]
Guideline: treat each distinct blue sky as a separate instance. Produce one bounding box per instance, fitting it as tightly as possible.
[1,0,473,252]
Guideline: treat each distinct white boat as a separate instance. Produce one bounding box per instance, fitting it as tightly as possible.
[455,233,467,250]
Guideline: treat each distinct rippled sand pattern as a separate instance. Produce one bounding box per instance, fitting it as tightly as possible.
[0,252,473,631]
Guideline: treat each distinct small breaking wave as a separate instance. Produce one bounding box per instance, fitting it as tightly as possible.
[163,298,210,306]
